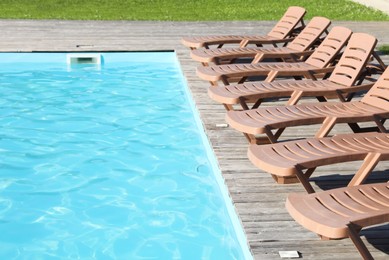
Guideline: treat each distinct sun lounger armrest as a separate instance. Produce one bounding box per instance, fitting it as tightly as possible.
[274,66,336,81]
[285,50,315,61]
[254,50,315,63]
[307,66,336,80]
[244,37,295,46]
[337,82,375,94]
[315,67,336,74]
[294,50,315,58]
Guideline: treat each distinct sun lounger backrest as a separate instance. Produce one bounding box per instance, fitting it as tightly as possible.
[304,26,352,69]
[361,67,389,109]
[267,6,306,39]
[328,33,377,86]
[286,17,331,52]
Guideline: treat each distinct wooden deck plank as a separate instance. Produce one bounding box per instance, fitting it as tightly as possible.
[0,19,388,259]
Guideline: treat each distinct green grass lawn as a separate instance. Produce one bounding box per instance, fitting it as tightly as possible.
[379,44,389,54]
[0,0,388,21]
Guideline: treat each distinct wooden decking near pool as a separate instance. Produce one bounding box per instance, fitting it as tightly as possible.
[0,19,388,259]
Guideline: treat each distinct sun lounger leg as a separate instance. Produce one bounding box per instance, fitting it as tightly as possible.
[373,116,387,133]
[252,53,265,64]
[272,167,316,193]
[251,99,263,109]
[345,93,355,102]
[237,76,248,84]
[238,97,250,110]
[295,168,315,193]
[348,153,381,187]
[239,39,249,48]
[315,117,337,138]
[287,91,303,105]
[223,104,235,111]
[273,127,285,141]
[244,133,262,144]
[264,71,279,82]
[272,167,316,188]
[271,174,300,184]
[316,96,328,102]
[210,81,218,87]
[304,167,316,178]
[265,127,279,143]
[372,51,387,72]
[221,76,230,86]
[244,133,272,145]
[347,223,374,260]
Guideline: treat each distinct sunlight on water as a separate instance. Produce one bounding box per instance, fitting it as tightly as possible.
[0,53,249,259]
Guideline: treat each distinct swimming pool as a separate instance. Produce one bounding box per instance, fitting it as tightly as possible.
[0,52,252,259]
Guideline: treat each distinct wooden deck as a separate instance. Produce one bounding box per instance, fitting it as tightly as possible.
[0,19,389,259]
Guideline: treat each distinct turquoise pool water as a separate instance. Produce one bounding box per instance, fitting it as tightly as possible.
[0,52,251,259]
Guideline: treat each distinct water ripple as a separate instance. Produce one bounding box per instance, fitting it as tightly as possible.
[0,53,245,259]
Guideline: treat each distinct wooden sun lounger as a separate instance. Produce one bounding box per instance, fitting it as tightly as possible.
[190,16,330,65]
[248,132,389,193]
[286,182,389,260]
[182,6,306,50]
[196,25,353,86]
[208,31,376,111]
[226,66,389,144]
